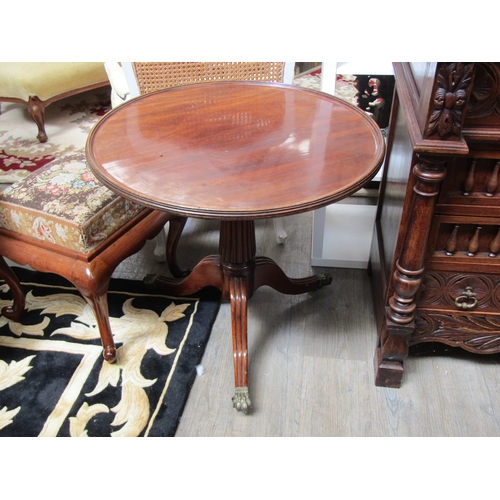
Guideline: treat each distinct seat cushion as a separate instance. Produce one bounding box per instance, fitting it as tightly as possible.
[0,62,109,102]
[0,153,145,254]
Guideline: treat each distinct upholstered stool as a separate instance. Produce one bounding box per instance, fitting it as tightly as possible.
[0,62,109,143]
[0,154,186,362]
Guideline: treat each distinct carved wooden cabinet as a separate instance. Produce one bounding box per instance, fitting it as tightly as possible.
[370,62,500,388]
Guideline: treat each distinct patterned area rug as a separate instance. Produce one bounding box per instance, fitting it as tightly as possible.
[294,68,360,107]
[0,267,221,437]
[0,87,111,183]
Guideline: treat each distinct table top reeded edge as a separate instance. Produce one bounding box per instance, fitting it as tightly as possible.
[86,81,385,220]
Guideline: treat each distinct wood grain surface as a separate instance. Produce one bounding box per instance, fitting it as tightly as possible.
[87,81,385,219]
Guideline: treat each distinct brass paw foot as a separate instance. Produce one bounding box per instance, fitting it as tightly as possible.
[232,387,251,413]
[318,273,333,288]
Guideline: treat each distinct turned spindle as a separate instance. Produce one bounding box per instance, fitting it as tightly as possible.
[463,159,476,196]
[445,225,459,256]
[485,160,500,197]
[467,226,482,256]
[489,228,500,257]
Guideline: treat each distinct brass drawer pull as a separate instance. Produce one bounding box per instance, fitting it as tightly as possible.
[454,286,478,309]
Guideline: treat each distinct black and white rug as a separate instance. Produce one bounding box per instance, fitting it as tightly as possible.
[0,267,220,437]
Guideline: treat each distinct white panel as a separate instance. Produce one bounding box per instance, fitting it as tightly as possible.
[311,204,377,269]
[283,62,295,84]
[121,62,141,98]
[310,61,393,268]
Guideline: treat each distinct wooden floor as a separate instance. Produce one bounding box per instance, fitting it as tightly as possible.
[113,210,500,437]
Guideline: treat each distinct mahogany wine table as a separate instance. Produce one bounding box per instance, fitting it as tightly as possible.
[86,81,385,413]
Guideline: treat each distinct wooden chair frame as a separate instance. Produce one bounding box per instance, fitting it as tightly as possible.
[0,81,110,144]
[0,210,186,363]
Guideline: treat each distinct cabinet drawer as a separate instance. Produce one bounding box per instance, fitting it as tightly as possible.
[418,270,500,314]
[415,270,500,352]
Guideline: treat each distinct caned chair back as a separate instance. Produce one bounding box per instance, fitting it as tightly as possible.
[130,62,286,95]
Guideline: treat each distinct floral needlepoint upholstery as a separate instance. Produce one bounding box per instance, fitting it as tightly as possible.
[0,152,145,253]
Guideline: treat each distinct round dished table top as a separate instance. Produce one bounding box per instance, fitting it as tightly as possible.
[86,81,385,220]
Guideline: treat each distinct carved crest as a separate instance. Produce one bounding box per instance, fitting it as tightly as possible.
[426,62,475,139]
